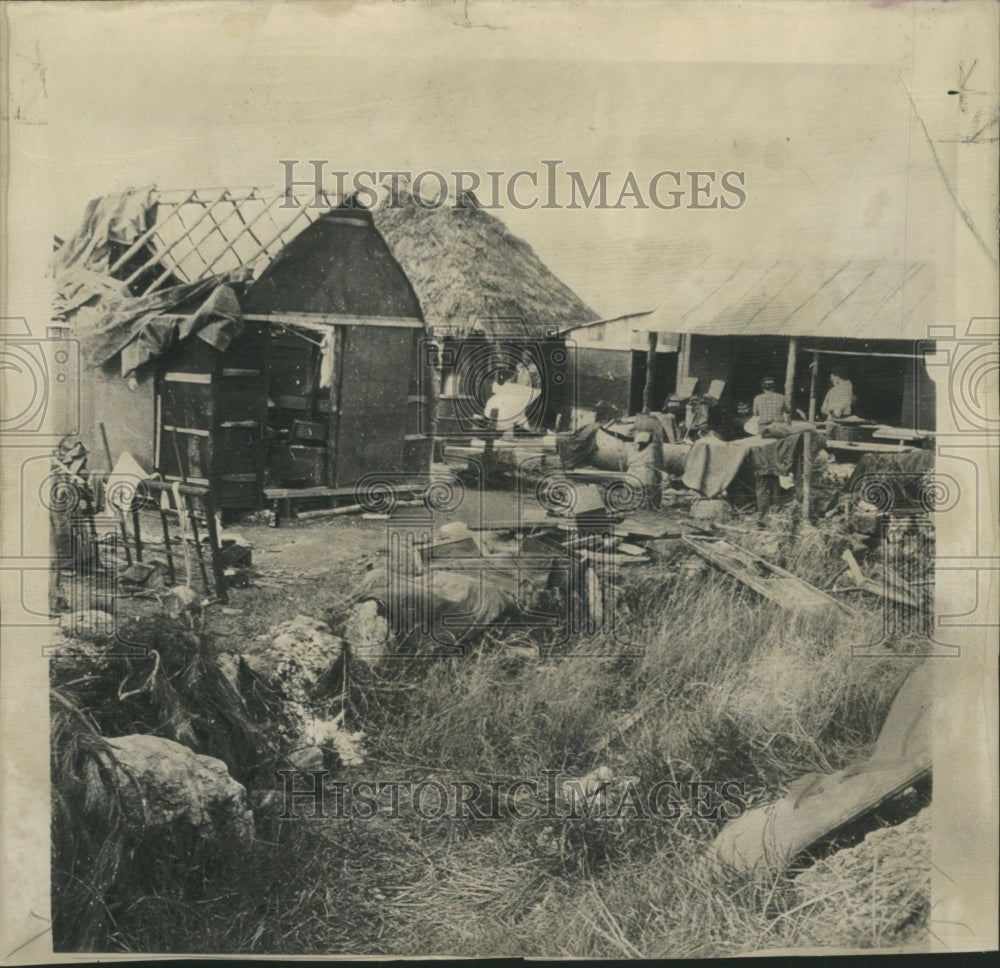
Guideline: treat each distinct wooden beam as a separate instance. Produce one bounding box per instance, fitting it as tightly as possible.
[244,313,424,330]
[108,190,197,275]
[326,326,346,487]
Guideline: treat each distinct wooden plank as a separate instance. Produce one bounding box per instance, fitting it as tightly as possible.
[164,373,212,385]
[825,440,914,455]
[840,550,921,607]
[161,425,210,437]
[871,427,936,441]
[244,312,424,330]
[683,535,855,615]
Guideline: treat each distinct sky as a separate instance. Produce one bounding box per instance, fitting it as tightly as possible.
[5,0,998,318]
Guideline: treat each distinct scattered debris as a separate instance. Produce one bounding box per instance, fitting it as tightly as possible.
[159,585,207,625]
[690,498,732,522]
[59,610,115,636]
[838,549,921,607]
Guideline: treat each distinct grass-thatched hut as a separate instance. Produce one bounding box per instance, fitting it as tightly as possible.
[372,185,598,433]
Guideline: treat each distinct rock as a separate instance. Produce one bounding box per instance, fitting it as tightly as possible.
[287,745,325,771]
[343,600,388,666]
[690,498,731,521]
[106,734,254,843]
[60,610,115,636]
[269,615,343,681]
[793,807,931,948]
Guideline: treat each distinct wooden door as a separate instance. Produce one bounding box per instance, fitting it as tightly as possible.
[329,325,415,487]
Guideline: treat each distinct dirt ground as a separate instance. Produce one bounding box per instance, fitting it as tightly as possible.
[113,490,536,643]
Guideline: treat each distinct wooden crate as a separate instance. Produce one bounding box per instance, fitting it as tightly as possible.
[268,443,328,486]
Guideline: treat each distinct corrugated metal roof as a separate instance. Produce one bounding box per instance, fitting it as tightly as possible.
[640,260,935,341]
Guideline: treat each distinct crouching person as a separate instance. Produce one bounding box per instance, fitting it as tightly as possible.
[629,413,665,510]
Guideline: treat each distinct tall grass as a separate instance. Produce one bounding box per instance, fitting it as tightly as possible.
[52,514,925,955]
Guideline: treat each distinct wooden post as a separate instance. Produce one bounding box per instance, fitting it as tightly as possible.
[802,436,813,524]
[642,331,658,413]
[201,489,229,604]
[158,501,176,583]
[808,350,819,422]
[326,327,345,488]
[784,337,798,415]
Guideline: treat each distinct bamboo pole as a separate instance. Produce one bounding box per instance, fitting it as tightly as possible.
[145,193,285,294]
[139,191,234,286]
[230,204,316,275]
[108,190,197,275]
[99,422,133,567]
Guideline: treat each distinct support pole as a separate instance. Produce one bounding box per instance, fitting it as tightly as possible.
[802,435,813,524]
[99,422,132,567]
[808,350,819,423]
[784,337,798,416]
[642,331,658,413]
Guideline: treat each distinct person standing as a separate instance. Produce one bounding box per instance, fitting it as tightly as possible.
[820,367,854,419]
[752,376,791,436]
[751,376,790,526]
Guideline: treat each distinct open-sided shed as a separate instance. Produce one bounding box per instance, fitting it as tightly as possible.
[635,260,939,431]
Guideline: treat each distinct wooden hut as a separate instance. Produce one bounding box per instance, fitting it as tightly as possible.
[54,189,432,509]
[241,201,431,492]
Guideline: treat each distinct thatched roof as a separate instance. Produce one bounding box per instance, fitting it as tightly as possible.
[371,185,598,338]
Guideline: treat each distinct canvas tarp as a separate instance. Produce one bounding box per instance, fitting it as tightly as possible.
[52,187,157,277]
[847,449,935,510]
[708,660,933,877]
[682,426,825,497]
[63,277,244,377]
